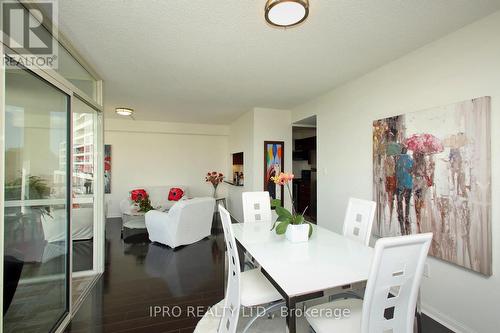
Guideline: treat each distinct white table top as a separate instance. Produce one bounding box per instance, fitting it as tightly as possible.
[232,221,374,297]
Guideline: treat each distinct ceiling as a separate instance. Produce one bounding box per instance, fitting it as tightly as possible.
[56,0,500,124]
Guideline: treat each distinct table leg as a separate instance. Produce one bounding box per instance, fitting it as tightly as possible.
[286,297,297,333]
[236,242,246,271]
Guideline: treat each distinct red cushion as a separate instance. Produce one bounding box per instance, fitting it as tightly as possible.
[168,188,184,201]
[131,189,148,201]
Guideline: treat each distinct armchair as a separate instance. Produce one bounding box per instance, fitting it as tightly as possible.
[145,197,215,248]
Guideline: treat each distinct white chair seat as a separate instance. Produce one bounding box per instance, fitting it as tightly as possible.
[240,268,283,307]
[194,300,224,333]
[306,298,363,333]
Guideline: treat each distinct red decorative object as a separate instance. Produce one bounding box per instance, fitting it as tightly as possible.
[205,171,224,198]
[168,188,184,201]
[205,171,224,186]
[130,189,148,201]
[403,133,444,154]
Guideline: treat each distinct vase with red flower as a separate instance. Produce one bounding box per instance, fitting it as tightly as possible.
[205,171,224,198]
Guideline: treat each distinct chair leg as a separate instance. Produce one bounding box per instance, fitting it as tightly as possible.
[328,291,363,302]
[241,301,285,333]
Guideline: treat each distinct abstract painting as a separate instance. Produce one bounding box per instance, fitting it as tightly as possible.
[373,97,491,275]
[104,144,111,194]
[264,141,284,206]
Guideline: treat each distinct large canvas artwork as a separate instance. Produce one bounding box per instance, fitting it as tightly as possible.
[373,97,491,275]
[264,141,284,206]
[104,144,111,194]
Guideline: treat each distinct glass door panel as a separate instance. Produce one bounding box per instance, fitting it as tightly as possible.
[3,68,70,332]
[72,98,96,272]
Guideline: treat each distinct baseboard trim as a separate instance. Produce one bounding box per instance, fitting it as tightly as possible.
[72,273,101,317]
[422,302,476,333]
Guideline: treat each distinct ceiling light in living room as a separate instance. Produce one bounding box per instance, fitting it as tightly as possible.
[115,107,134,116]
[265,0,309,28]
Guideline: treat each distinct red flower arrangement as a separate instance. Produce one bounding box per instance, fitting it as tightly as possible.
[130,189,153,213]
[130,189,147,201]
[205,171,224,197]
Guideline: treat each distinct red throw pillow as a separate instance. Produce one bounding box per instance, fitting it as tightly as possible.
[131,189,148,201]
[168,188,184,201]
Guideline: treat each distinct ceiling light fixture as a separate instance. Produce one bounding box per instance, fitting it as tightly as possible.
[115,107,134,117]
[265,0,309,28]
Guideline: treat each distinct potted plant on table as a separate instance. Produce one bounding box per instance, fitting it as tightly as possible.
[270,172,313,242]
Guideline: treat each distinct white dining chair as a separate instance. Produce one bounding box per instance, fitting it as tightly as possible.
[194,205,284,333]
[329,198,377,302]
[305,233,433,333]
[343,198,377,246]
[242,191,272,223]
[241,191,273,269]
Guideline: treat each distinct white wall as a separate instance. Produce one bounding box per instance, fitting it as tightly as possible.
[227,108,292,222]
[292,11,500,333]
[105,119,229,217]
[227,110,254,222]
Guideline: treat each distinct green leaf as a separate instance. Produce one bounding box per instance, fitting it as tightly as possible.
[276,206,292,219]
[277,215,288,222]
[270,221,277,231]
[271,199,282,208]
[275,221,290,235]
[271,215,291,231]
[307,222,314,238]
[293,215,304,225]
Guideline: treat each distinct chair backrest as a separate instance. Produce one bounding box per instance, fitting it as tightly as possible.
[361,233,432,333]
[242,191,272,223]
[342,198,376,246]
[218,205,241,333]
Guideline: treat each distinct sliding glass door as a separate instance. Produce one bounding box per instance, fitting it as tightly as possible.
[72,98,97,273]
[3,67,70,332]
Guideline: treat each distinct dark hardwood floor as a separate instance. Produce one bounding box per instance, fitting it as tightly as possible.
[66,217,453,333]
[65,218,225,333]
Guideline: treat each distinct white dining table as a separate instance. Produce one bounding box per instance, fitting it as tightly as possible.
[232,221,374,333]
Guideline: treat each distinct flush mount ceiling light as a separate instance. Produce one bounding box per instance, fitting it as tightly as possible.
[115,107,134,116]
[265,0,309,28]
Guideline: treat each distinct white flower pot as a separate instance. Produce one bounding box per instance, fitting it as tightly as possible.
[285,224,309,243]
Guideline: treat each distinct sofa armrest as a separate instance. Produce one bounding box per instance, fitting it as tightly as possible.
[145,210,179,246]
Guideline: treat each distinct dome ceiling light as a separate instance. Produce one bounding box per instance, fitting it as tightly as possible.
[115,107,134,117]
[265,0,309,28]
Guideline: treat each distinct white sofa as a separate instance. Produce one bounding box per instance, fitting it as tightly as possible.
[145,197,215,248]
[119,185,188,216]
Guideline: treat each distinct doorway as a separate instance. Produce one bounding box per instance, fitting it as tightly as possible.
[292,116,317,223]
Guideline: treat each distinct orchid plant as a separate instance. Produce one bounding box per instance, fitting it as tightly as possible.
[270,172,313,237]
